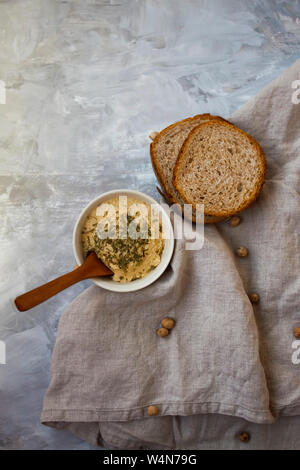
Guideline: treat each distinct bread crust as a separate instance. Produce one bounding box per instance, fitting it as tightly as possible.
[150,114,210,201]
[173,120,266,218]
[150,114,227,224]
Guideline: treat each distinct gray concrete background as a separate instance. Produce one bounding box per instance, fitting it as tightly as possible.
[0,0,300,449]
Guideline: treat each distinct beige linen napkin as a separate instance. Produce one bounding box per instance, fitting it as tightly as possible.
[42,60,300,445]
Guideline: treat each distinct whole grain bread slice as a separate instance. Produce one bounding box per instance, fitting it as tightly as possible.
[173,120,266,218]
[150,114,226,223]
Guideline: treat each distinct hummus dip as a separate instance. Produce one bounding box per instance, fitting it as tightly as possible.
[81,197,164,283]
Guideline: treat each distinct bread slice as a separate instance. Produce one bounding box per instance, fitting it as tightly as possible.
[173,120,266,217]
[150,114,226,223]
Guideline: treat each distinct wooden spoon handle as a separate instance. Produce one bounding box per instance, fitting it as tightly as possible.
[15,265,88,312]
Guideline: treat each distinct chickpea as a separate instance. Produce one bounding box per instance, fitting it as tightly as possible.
[161,317,176,330]
[147,405,159,416]
[294,327,300,339]
[156,327,169,337]
[249,293,260,304]
[236,246,248,257]
[238,432,250,443]
[230,216,241,227]
[149,131,159,141]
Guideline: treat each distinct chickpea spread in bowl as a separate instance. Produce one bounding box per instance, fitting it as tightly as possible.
[81,196,165,283]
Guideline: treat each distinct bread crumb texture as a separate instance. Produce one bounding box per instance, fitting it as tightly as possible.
[173,120,266,217]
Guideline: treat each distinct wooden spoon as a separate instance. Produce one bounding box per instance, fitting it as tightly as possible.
[14,252,113,312]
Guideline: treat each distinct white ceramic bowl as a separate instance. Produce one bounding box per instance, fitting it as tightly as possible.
[73,189,174,292]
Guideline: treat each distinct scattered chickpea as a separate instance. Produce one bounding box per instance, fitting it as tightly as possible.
[294,327,300,339]
[230,215,241,227]
[156,327,169,337]
[149,131,159,141]
[238,432,250,443]
[249,293,260,304]
[161,317,176,330]
[147,405,159,416]
[236,246,248,257]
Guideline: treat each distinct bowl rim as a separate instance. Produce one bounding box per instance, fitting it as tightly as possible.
[72,189,175,292]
